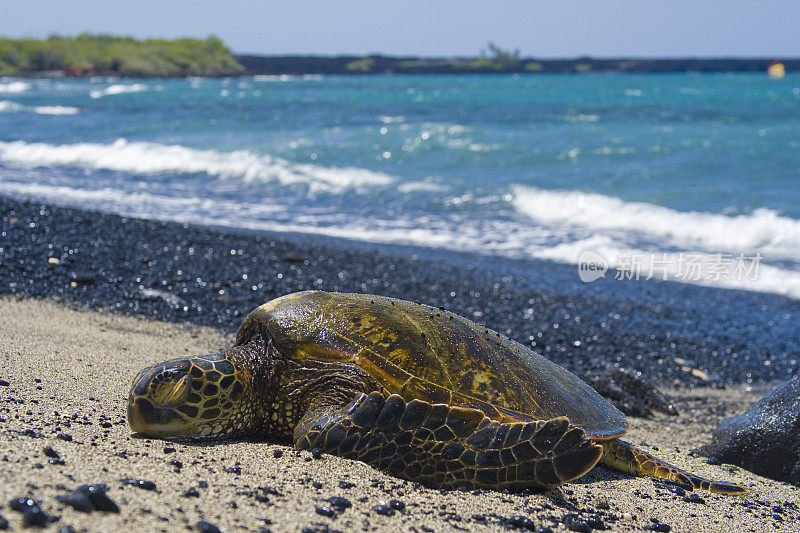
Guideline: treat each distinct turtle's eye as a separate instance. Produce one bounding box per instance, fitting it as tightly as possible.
[151,375,190,406]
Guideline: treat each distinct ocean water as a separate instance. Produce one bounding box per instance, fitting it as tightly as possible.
[1,74,799,297]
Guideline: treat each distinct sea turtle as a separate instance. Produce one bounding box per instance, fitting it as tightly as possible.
[128,291,745,494]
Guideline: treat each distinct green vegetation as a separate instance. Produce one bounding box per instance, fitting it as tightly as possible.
[345,57,375,73]
[574,63,592,73]
[0,34,244,76]
[468,42,522,71]
[524,61,543,72]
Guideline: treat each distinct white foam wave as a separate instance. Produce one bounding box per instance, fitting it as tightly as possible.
[512,186,800,259]
[0,100,23,112]
[253,74,323,82]
[0,100,79,115]
[0,139,393,193]
[531,235,800,298]
[89,83,147,99]
[32,105,80,115]
[0,81,31,93]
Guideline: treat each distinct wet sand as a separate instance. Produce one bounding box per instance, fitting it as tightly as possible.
[1,297,798,532]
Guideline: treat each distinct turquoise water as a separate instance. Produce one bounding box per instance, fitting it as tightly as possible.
[1,74,799,296]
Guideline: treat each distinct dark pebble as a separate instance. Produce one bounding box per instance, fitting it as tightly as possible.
[272,449,284,458]
[505,515,537,530]
[56,492,93,513]
[683,493,706,504]
[49,458,66,465]
[372,503,394,516]
[59,526,76,533]
[22,506,50,528]
[171,459,184,469]
[10,497,38,512]
[120,478,157,491]
[471,514,487,522]
[568,522,593,533]
[326,496,352,512]
[644,524,672,532]
[75,485,120,513]
[0,515,7,530]
[654,482,685,496]
[0,379,9,387]
[57,434,72,442]
[196,521,221,533]
[337,480,354,489]
[704,457,722,465]
[388,499,405,511]
[311,448,323,460]
[183,488,201,498]
[315,505,337,518]
[163,446,176,454]
[43,446,59,458]
[586,517,607,530]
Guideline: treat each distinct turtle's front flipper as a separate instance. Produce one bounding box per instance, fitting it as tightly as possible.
[601,439,747,494]
[294,391,602,490]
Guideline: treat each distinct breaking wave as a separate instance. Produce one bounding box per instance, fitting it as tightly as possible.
[0,139,393,193]
[512,185,800,260]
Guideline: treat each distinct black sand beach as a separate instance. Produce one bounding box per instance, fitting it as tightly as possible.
[2,194,798,386]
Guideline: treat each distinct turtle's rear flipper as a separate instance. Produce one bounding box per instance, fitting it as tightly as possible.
[601,439,747,494]
[294,391,602,490]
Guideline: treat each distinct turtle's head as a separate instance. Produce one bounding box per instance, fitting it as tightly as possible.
[127,351,252,439]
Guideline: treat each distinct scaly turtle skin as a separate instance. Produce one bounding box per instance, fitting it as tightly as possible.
[128,291,746,494]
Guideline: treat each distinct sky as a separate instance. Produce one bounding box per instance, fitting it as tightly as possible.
[1,0,798,58]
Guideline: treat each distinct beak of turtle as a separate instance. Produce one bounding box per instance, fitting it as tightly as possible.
[127,372,193,437]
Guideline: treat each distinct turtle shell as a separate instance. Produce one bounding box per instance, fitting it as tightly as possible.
[236,291,627,440]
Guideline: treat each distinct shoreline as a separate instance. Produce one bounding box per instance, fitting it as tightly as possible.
[4,57,799,78]
[2,194,798,386]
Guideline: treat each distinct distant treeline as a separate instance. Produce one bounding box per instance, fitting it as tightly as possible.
[0,34,795,77]
[0,34,244,76]
[236,54,800,75]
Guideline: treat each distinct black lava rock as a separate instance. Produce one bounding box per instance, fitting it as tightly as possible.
[197,521,222,533]
[315,505,337,518]
[372,503,394,516]
[505,515,538,530]
[56,492,93,513]
[696,377,800,485]
[10,499,51,528]
[0,514,8,530]
[10,497,37,512]
[682,493,706,505]
[75,484,120,513]
[23,506,50,528]
[326,496,352,512]
[120,478,157,491]
[388,499,405,511]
